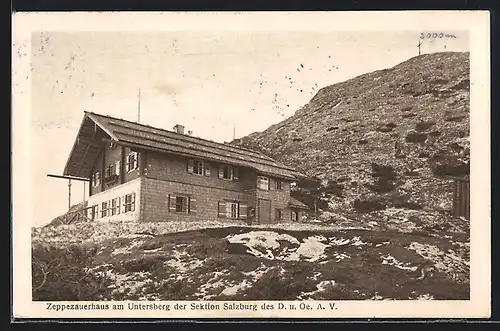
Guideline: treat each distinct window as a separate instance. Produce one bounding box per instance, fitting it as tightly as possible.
[291,211,298,222]
[126,152,138,172]
[218,165,239,181]
[168,195,196,214]
[123,193,136,213]
[257,176,270,190]
[275,180,283,190]
[221,165,233,180]
[187,159,204,175]
[105,161,120,178]
[275,209,282,221]
[92,171,101,187]
[101,201,111,217]
[176,196,188,212]
[111,197,121,215]
[228,202,239,218]
[89,205,99,220]
[218,201,248,219]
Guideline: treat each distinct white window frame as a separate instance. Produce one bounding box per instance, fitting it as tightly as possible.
[111,197,121,216]
[291,211,298,222]
[124,193,136,213]
[101,201,110,218]
[220,165,233,180]
[88,205,99,220]
[126,152,138,172]
[92,171,101,187]
[257,176,270,190]
[227,201,239,218]
[105,163,116,178]
[276,180,283,190]
[175,196,189,213]
[218,201,247,219]
[193,160,204,175]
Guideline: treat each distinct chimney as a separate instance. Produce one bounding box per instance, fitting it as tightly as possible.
[173,124,185,135]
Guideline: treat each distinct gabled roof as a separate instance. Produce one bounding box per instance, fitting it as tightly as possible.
[64,112,308,181]
[289,197,309,210]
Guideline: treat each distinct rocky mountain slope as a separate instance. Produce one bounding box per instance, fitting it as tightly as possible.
[32,221,469,301]
[232,52,470,218]
[31,52,471,302]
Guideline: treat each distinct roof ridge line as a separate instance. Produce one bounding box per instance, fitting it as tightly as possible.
[86,111,271,157]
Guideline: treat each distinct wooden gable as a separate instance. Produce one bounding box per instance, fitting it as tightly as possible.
[63,114,111,178]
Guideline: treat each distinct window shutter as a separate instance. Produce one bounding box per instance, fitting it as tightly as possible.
[218,202,226,218]
[204,162,211,176]
[122,196,126,212]
[116,197,121,214]
[187,160,194,174]
[218,166,224,179]
[134,153,139,169]
[189,197,197,214]
[169,195,177,212]
[233,167,239,180]
[239,203,247,219]
[131,193,136,212]
[115,161,121,175]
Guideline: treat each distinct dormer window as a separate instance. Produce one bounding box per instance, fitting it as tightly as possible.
[126,152,138,172]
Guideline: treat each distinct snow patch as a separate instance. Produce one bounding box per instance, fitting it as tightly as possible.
[288,236,328,262]
[380,254,418,271]
[408,242,469,282]
[110,239,145,256]
[165,248,205,273]
[298,280,337,299]
[221,279,252,296]
[242,264,269,282]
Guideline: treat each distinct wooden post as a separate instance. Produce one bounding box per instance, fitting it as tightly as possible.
[68,179,72,211]
[120,146,126,184]
[137,88,141,123]
[101,148,106,191]
[417,41,423,55]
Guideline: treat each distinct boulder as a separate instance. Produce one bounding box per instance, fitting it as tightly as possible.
[415,120,436,132]
[371,162,397,179]
[353,197,386,213]
[405,131,427,143]
[367,177,395,193]
[431,161,469,177]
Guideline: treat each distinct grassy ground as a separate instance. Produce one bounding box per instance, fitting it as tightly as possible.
[32,225,469,301]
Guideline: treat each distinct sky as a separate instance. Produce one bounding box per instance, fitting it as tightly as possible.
[28,30,469,226]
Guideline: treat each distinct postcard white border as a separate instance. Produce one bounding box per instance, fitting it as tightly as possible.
[12,11,491,319]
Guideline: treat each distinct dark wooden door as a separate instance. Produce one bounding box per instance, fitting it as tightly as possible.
[258,199,271,224]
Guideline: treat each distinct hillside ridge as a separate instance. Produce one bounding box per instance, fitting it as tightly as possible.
[231,51,470,217]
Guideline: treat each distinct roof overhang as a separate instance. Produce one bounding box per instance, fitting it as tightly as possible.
[63,111,312,182]
[289,197,309,210]
[62,113,111,178]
